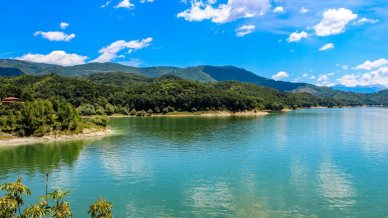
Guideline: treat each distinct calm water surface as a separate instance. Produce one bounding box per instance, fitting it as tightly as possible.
[1,108,388,217]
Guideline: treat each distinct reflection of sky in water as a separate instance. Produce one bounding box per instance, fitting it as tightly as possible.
[1,108,388,217]
[100,150,154,181]
[318,159,356,209]
[184,180,233,216]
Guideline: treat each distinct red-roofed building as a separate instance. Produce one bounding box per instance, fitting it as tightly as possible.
[1,97,21,105]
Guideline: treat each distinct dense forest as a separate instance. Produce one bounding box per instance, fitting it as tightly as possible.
[0,98,108,137]
[0,73,347,115]
[0,73,386,136]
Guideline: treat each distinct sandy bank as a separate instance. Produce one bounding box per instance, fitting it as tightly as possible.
[153,110,269,117]
[0,128,112,147]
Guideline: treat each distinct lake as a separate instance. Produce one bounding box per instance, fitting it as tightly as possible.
[1,108,388,217]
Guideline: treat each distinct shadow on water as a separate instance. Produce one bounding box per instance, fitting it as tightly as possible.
[109,116,267,144]
[0,140,85,179]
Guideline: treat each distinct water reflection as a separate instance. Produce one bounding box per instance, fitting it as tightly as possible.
[318,159,356,209]
[110,116,263,143]
[184,180,233,216]
[0,141,84,179]
[0,108,387,217]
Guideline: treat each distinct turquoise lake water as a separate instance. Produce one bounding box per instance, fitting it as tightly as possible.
[1,108,388,217]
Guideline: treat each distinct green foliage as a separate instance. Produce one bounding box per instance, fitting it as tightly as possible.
[0,98,106,137]
[42,189,72,218]
[0,176,31,217]
[0,73,386,127]
[0,177,114,218]
[77,104,96,116]
[91,116,109,127]
[104,104,115,115]
[23,201,50,218]
[0,195,18,217]
[88,197,113,218]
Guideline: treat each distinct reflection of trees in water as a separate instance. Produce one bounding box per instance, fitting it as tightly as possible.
[0,141,84,178]
[111,116,262,143]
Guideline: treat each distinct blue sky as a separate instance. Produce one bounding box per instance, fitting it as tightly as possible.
[0,0,387,88]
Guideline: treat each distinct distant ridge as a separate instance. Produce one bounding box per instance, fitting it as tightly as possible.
[0,59,386,102]
[0,59,317,91]
[0,67,25,77]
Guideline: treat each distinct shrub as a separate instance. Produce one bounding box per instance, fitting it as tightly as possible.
[91,115,109,127]
[77,104,96,116]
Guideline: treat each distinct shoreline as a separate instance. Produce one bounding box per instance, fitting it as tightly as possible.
[94,110,270,118]
[0,128,112,147]
[153,110,269,117]
[101,110,270,118]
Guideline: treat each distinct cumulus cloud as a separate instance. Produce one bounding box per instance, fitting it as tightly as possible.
[273,6,285,14]
[355,58,388,70]
[272,71,289,80]
[316,74,335,87]
[287,31,308,42]
[139,0,154,2]
[299,7,309,14]
[34,31,75,42]
[93,37,153,63]
[177,0,271,24]
[236,25,255,37]
[319,43,334,51]
[314,8,357,36]
[337,67,388,88]
[302,73,308,78]
[115,0,134,9]
[60,22,70,30]
[16,51,88,66]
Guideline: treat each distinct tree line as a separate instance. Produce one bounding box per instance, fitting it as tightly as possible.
[0,73,349,118]
[0,98,107,137]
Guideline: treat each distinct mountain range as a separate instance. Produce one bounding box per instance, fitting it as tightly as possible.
[0,59,386,105]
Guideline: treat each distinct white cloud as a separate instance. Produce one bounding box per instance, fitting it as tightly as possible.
[115,0,134,9]
[101,0,112,8]
[93,37,153,63]
[16,50,88,66]
[354,18,379,25]
[34,31,75,42]
[302,73,308,78]
[139,0,154,2]
[309,75,316,79]
[299,7,309,14]
[273,6,285,14]
[314,8,357,36]
[60,22,70,30]
[342,65,349,70]
[272,71,289,80]
[337,67,388,88]
[319,43,334,51]
[177,0,271,24]
[236,25,255,37]
[316,74,335,87]
[355,58,388,70]
[287,31,308,42]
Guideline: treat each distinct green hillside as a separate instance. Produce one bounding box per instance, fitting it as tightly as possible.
[0,67,24,77]
[0,59,387,105]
